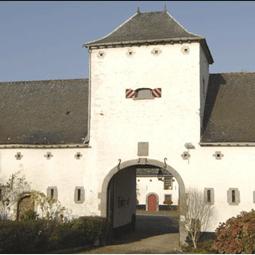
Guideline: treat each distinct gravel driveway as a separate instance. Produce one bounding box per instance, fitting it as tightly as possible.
[80,210,181,254]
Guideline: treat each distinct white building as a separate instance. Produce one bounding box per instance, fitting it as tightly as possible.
[136,167,179,211]
[0,9,255,244]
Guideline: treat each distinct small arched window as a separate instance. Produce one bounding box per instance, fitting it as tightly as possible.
[135,88,154,100]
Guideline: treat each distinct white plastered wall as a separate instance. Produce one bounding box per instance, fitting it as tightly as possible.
[1,41,255,232]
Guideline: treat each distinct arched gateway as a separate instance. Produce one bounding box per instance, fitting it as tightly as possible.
[100,159,186,245]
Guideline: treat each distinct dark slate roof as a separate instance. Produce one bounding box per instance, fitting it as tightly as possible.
[0,79,88,145]
[136,167,172,177]
[202,72,255,143]
[85,11,213,64]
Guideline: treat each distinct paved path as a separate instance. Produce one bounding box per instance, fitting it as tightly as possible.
[80,211,181,254]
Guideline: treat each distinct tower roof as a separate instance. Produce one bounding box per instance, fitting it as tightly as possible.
[84,10,213,64]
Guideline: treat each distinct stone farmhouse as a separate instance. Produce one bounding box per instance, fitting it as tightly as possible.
[0,9,255,244]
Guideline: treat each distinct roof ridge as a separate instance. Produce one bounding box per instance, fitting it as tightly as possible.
[210,72,255,75]
[138,10,165,14]
[0,78,88,84]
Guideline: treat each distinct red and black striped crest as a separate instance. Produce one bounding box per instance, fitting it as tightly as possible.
[152,88,162,97]
[125,89,136,98]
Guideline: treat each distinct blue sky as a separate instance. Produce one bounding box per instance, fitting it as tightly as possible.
[0,1,255,82]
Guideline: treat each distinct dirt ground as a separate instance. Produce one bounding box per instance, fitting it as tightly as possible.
[80,210,182,254]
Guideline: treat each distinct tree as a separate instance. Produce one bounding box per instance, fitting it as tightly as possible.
[0,171,31,220]
[184,188,213,248]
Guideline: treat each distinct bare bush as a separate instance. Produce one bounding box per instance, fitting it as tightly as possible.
[184,188,213,248]
[31,191,72,222]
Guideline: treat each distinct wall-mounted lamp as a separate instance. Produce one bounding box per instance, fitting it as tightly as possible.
[117,159,122,170]
[185,143,195,149]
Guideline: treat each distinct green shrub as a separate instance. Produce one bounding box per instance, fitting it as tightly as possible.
[0,216,111,253]
[213,210,255,253]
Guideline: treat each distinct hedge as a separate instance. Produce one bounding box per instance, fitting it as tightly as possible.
[0,216,111,253]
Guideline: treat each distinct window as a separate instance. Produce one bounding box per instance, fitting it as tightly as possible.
[74,186,85,203]
[0,188,2,201]
[135,88,154,100]
[213,151,224,160]
[204,188,214,204]
[75,152,82,160]
[137,142,149,156]
[44,152,53,160]
[207,189,211,203]
[164,176,172,190]
[232,190,236,203]
[15,152,23,160]
[227,188,240,205]
[151,48,161,55]
[47,186,58,200]
[164,194,172,205]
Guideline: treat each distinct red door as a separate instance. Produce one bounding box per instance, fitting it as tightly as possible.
[147,194,157,212]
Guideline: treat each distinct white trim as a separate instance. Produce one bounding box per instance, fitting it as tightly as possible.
[84,12,138,47]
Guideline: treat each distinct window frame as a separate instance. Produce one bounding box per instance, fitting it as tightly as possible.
[74,186,85,204]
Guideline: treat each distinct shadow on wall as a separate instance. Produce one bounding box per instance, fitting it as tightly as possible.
[202,74,226,134]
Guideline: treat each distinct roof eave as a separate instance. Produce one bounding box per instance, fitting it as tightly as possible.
[0,143,91,149]
[200,142,255,147]
[83,37,200,48]
[83,37,214,64]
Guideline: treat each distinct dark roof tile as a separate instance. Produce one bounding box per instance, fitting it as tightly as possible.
[85,11,213,64]
[202,72,255,143]
[0,79,88,145]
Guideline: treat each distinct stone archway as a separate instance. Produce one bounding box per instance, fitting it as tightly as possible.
[17,193,35,221]
[99,158,186,245]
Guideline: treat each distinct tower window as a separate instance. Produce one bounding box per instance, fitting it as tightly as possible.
[181,45,190,54]
[135,88,154,100]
